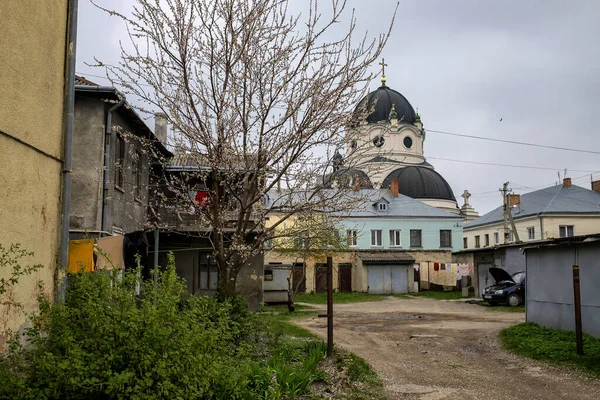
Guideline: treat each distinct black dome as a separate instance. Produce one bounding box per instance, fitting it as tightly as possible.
[354,85,417,124]
[382,166,455,201]
[324,169,373,189]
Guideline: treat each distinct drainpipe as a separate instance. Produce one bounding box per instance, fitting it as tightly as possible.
[537,213,544,240]
[101,101,124,234]
[59,0,79,301]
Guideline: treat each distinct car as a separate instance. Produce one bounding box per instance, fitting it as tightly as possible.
[482,268,525,307]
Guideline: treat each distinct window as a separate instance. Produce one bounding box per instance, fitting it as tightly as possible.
[199,253,218,290]
[134,151,143,199]
[347,230,358,247]
[390,230,402,247]
[115,135,125,188]
[378,203,387,211]
[410,230,422,247]
[527,227,535,240]
[475,235,480,248]
[463,237,468,249]
[508,231,514,242]
[440,230,452,248]
[403,136,413,149]
[484,234,490,247]
[559,225,574,238]
[293,236,309,249]
[371,230,382,247]
[494,232,499,244]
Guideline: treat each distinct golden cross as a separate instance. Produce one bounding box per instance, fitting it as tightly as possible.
[379,58,388,77]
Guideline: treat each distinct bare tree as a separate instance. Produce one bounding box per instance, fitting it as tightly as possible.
[93,0,397,298]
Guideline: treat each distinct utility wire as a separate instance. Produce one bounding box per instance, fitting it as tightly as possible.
[427,157,600,173]
[427,129,600,156]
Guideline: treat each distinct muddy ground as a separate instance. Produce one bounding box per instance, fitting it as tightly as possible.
[295,296,600,400]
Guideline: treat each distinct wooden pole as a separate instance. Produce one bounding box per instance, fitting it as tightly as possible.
[327,256,333,357]
[573,264,583,355]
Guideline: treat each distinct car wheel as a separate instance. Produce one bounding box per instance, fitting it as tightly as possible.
[488,301,498,306]
[507,294,521,307]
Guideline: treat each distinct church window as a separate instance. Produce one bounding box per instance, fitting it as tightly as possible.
[390,230,402,247]
[372,135,385,147]
[440,230,452,248]
[403,136,413,149]
[410,230,422,247]
[371,230,382,246]
[527,227,535,240]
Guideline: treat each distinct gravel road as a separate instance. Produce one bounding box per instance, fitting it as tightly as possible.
[295,296,600,400]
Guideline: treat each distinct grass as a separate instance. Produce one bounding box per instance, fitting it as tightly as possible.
[336,350,387,400]
[295,292,385,304]
[261,310,319,338]
[403,290,464,300]
[477,302,525,312]
[501,322,600,377]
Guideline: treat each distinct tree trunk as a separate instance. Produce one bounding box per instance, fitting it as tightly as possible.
[217,263,238,301]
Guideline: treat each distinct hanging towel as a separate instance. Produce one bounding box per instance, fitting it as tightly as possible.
[96,235,125,270]
[68,239,95,273]
[434,262,440,271]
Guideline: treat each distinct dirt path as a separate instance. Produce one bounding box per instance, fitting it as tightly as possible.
[295,297,600,400]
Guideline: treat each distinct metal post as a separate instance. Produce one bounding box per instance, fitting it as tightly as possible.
[573,265,583,355]
[154,228,159,289]
[327,256,333,357]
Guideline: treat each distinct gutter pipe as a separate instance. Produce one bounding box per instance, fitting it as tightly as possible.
[537,212,544,240]
[59,0,79,302]
[101,101,124,234]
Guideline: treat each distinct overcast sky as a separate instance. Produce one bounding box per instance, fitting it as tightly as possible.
[76,0,600,215]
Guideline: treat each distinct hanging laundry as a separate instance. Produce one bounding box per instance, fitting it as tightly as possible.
[440,263,446,271]
[434,262,440,271]
[68,239,95,273]
[458,263,470,277]
[96,235,125,270]
[194,191,209,208]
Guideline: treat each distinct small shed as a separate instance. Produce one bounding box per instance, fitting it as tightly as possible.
[523,234,600,338]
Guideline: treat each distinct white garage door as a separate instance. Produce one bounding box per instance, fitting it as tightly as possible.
[367,265,409,294]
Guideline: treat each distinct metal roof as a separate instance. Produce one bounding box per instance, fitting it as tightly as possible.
[466,184,600,229]
[358,251,415,265]
[354,85,417,124]
[381,166,456,201]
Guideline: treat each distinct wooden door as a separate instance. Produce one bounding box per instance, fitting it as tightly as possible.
[338,263,352,292]
[315,263,327,293]
[292,263,306,293]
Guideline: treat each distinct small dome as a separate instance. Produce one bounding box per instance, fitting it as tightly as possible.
[324,169,373,189]
[382,166,455,201]
[354,85,417,124]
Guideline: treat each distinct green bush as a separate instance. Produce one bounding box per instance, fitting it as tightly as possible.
[0,254,326,400]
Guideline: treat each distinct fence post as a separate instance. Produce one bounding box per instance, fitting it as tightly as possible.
[573,264,583,355]
[327,255,333,357]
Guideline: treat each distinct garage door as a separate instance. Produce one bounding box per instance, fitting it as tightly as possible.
[367,265,408,294]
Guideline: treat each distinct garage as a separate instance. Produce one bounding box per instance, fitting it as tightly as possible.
[360,253,415,294]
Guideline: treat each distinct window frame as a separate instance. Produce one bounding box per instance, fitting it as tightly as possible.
[475,235,481,248]
[134,150,143,200]
[370,229,382,247]
[115,134,125,190]
[378,203,387,211]
[494,232,499,244]
[559,225,574,238]
[463,237,468,249]
[389,230,402,247]
[410,229,422,248]
[527,226,535,240]
[484,234,490,247]
[439,230,452,248]
[346,229,358,247]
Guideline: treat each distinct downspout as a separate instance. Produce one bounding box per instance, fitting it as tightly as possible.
[59,0,79,301]
[101,101,124,234]
[537,213,544,240]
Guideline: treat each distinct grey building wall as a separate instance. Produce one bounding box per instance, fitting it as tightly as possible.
[71,96,152,236]
[526,242,600,338]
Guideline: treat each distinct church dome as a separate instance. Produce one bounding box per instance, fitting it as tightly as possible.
[324,169,373,189]
[354,85,417,124]
[382,166,455,201]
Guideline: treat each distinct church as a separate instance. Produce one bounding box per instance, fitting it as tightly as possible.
[265,64,478,296]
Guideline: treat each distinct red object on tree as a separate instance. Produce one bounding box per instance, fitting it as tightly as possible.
[195,191,208,208]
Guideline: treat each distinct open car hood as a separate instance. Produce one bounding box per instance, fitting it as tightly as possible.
[489,267,515,284]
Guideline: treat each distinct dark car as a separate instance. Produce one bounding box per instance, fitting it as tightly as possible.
[482,268,525,307]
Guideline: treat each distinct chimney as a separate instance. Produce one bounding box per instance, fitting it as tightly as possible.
[390,178,399,197]
[509,194,520,207]
[563,177,572,188]
[592,180,600,193]
[154,112,168,145]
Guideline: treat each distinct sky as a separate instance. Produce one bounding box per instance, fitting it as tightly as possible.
[76,0,600,215]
